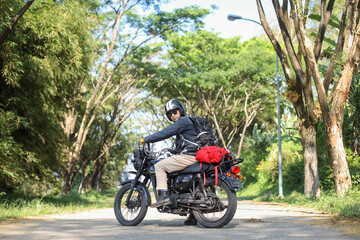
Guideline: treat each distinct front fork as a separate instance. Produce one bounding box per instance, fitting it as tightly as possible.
[124,168,150,207]
[149,173,159,200]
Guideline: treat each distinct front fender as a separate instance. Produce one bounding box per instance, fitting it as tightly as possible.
[121,179,151,206]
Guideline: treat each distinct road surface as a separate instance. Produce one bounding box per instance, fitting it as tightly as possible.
[0,201,359,240]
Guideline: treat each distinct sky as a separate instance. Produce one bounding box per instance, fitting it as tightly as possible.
[161,0,277,41]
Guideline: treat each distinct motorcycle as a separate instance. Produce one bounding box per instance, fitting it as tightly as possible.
[114,143,244,228]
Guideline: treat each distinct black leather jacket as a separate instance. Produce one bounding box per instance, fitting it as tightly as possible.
[143,116,198,156]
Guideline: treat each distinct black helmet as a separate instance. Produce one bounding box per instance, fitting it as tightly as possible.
[165,99,185,121]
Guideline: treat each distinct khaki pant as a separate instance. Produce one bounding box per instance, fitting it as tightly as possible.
[155,154,197,190]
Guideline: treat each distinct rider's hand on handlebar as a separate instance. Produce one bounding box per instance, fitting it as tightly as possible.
[139,138,146,146]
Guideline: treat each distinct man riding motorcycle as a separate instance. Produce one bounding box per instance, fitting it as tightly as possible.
[140,99,198,225]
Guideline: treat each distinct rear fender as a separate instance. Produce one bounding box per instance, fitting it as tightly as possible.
[121,179,151,206]
[218,175,243,192]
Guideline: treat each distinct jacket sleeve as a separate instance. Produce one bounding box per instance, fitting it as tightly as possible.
[143,117,188,143]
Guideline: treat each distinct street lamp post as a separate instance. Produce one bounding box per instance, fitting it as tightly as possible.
[227,14,283,198]
[227,14,262,26]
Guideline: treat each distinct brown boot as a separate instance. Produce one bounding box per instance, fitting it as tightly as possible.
[150,190,171,208]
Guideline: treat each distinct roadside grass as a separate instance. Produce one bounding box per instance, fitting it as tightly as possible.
[237,181,360,218]
[0,189,117,222]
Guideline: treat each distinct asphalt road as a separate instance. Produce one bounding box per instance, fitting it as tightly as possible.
[0,201,359,240]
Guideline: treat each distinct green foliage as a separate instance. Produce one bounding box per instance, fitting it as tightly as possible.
[346,148,360,188]
[145,5,209,36]
[240,123,276,183]
[344,69,360,188]
[0,104,31,192]
[316,122,336,191]
[239,148,263,183]
[0,0,97,193]
[282,158,304,194]
[256,140,303,193]
[246,123,277,152]
[0,0,23,33]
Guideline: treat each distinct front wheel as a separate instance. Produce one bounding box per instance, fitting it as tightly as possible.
[193,179,237,228]
[114,182,148,226]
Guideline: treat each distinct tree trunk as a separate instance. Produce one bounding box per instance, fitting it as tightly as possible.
[61,169,73,195]
[314,26,359,196]
[299,122,320,198]
[60,110,79,195]
[96,174,102,192]
[325,115,352,195]
[236,124,247,158]
[88,158,103,189]
[78,175,89,195]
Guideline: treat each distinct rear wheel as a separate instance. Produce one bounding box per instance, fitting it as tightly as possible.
[193,180,237,228]
[114,182,148,226]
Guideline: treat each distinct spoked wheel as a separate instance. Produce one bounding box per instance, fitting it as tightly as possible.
[193,180,237,228]
[114,182,148,226]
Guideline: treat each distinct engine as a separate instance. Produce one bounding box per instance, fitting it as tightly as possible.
[173,174,193,193]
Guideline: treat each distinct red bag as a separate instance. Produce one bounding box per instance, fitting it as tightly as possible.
[196,146,231,186]
[195,146,230,163]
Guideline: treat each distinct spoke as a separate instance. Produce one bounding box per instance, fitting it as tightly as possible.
[124,209,130,219]
[199,184,229,222]
[119,189,142,221]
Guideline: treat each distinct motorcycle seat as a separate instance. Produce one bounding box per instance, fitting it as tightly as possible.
[168,162,214,176]
[149,160,218,176]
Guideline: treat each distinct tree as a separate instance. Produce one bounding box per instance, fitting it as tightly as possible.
[0,0,95,193]
[257,0,359,196]
[60,1,210,195]
[149,31,277,156]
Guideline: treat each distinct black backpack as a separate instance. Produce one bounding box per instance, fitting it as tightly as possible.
[188,116,215,149]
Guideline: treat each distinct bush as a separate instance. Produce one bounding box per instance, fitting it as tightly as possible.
[239,148,265,184]
[347,148,360,188]
[240,123,276,184]
[316,122,335,191]
[256,140,303,193]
